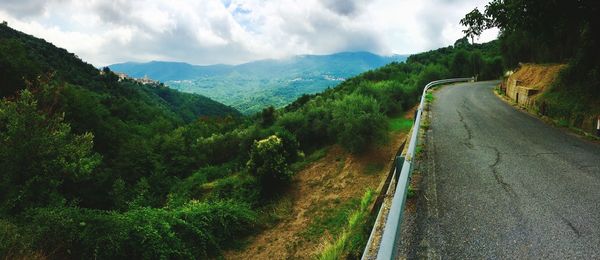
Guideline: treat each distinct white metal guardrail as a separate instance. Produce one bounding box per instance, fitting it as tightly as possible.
[362,77,474,260]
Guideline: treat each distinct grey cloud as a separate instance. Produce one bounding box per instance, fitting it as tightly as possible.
[421,13,449,48]
[209,15,234,40]
[98,19,256,65]
[279,9,386,55]
[416,0,464,49]
[93,0,133,26]
[321,0,367,16]
[0,0,61,18]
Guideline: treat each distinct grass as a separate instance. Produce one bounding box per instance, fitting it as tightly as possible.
[316,189,375,260]
[262,196,294,224]
[425,92,434,103]
[301,198,359,241]
[407,184,415,199]
[389,116,413,132]
[415,144,424,157]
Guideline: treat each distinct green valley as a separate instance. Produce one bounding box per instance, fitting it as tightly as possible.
[110,52,408,114]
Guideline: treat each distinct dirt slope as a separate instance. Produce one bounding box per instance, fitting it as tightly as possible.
[224,131,408,259]
[508,63,565,90]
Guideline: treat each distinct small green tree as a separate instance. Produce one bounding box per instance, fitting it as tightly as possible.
[246,135,292,197]
[260,106,276,127]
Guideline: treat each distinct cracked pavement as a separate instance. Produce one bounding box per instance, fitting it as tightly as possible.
[418,81,600,259]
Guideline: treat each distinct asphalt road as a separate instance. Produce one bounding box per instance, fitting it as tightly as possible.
[419,81,600,259]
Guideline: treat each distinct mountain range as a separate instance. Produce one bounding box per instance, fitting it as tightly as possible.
[110,52,408,114]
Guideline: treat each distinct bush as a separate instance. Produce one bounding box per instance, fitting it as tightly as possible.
[0,219,33,258]
[416,64,450,90]
[19,201,257,259]
[330,93,388,153]
[206,175,260,206]
[247,135,293,197]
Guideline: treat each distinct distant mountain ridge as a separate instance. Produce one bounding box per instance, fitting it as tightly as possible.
[110,52,408,114]
[110,52,407,82]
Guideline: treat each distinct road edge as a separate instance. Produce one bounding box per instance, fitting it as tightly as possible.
[492,84,600,144]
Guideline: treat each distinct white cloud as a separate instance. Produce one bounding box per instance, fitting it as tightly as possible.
[0,0,499,66]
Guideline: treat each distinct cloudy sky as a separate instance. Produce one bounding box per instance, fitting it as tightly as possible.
[0,0,498,66]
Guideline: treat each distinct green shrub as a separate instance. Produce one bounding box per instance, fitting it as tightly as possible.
[20,200,257,259]
[389,116,413,132]
[247,135,293,197]
[331,93,388,153]
[207,175,260,206]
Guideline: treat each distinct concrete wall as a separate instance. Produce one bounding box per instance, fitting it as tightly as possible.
[505,78,538,107]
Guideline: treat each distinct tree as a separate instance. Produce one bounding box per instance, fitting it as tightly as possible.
[451,50,471,77]
[469,51,484,78]
[460,8,489,43]
[0,88,100,214]
[260,106,276,127]
[246,135,292,197]
[454,37,470,48]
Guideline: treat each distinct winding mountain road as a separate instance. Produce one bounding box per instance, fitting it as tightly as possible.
[419,81,600,258]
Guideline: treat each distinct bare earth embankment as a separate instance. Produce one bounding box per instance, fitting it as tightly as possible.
[225,118,412,259]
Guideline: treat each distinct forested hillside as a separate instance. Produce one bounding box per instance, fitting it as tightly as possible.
[461,0,600,133]
[110,52,408,114]
[0,22,502,258]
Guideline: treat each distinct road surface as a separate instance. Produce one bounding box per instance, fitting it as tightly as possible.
[415,81,600,259]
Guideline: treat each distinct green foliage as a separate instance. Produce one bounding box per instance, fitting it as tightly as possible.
[389,116,413,132]
[116,53,409,114]
[425,92,435,103]
[316,189,375,260]
[302,199,360,241]
[0,88,100,214]
[417,64,450,88]
[247,135,293,197]
[331,93,389,153]
[0,219,32,258]
[0,39,41,97]
[204,175,260,206]
[460,8,490,43]
[260,106,276,126]
[15,200,256,259]
[408,40,502,80]
[166,163,262,208]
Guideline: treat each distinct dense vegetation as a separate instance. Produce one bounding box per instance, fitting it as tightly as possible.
[110,53,409,114]
[0,22,501,258]
[461,0,600,133]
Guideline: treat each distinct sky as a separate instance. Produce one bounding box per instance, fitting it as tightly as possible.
[0,0,498,66]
